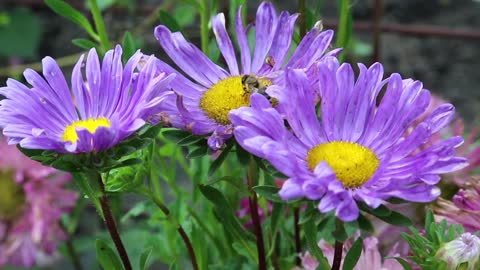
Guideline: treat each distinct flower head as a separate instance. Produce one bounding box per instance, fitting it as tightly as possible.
[154,2,337,150]
[0,137,77,267]
[434,181,480,232]
[436,232,480,270]
[0,45,174,153]
[230,58,467,221]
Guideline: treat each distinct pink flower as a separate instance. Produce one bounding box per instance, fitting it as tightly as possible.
[0,138,77,267]
[434,180,480,232]
[295,236,403,270]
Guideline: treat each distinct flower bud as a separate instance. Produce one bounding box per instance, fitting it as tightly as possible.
[436,233,480,270]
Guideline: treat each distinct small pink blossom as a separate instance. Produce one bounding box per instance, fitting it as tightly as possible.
[0,138,77,267]
[295,236,403,270]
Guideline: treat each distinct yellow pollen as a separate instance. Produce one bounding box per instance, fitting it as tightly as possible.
[0,170,25,220]
[62,117,111,143]
[306,141,379,189]
[200,76,250,125]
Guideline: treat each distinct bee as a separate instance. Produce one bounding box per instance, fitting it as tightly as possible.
[241,74,273,101]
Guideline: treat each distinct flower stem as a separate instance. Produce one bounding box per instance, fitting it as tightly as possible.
[88,0,111,52]
[293,207,302,265]
[199,0,210,54]
[149,194,199,270]
[247,159,267,270]
[331,240,343,270]
[96,173,132,270]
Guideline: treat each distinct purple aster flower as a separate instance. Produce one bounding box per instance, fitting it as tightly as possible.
[294,236,403,270]
[153,2,337,150]
[230,58,468,222]
[0,137,77,267]
[0,45,174,153]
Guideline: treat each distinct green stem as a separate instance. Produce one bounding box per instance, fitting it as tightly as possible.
[247,158,267,270]
[88,0,111,52]
[199,0,210,54]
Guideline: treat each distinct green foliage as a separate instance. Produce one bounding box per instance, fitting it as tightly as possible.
[0,8,41,58]
[359,203,413,227]
[335,0,353,62]
[96,239,124,270]
[342,237,363,270]
[45,0,99,40]
[158,9,181,32]
[122,31,136,62]
[399,210,465,270]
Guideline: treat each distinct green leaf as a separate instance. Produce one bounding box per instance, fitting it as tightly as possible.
[387,257,413,270]
[178,135,205,146]
[359,203,391,217]
[139,247,153,270]
[335,0,353,62]
[206,175,249,194]
[208,142,234,176]
[235,142,251,165]
[232,241,257,260]
[45,0,99,40]
[72,38,98,50]
[252,185,283,203]
[357,213,374,233]
[72,172,102,217]
[0,8,42,58]
[186,145,209,159]
[174,5,196,27]
[377,210,413,227]
[161,128,193,143]
[158,9,181,32]
[303,217,330,269]
[342,237,363,270]
[95,239,124,270]
[122,31,136,63]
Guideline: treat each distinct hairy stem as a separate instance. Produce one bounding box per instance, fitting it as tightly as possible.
[331,241,343,270]
[247,159,267,270]
[96,173,132,270]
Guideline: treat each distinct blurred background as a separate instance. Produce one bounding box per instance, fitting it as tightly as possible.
[0,0,479,269]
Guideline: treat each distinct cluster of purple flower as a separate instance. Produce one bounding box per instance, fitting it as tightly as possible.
[0,1,476,268]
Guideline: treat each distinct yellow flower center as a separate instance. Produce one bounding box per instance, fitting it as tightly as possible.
[0,170,25,221]
[306,141,380,188]
[62,117,111,143]
[199,75,273,125]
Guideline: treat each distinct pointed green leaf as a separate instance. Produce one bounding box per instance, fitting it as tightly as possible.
[72,38,98,50]
[208,142,234,176]
[252,185,283,203]
[342,237,363,270]
[96,239,124,270]
[45,0,99,40]
[158,9,181,32]
[139,247,153,270]
[122,31,136,63]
